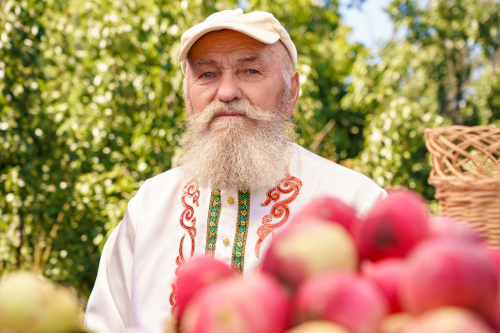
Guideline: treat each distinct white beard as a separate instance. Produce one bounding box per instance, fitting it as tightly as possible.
[178,99,297,191]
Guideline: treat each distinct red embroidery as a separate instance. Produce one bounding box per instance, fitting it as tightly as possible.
[255,167,302,258]
[254,262,264,272]
[176,183,200,272]
[170,182,200,316]
[169,283,177,315]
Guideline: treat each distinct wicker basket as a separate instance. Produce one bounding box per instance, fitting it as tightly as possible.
[425,125,500,246]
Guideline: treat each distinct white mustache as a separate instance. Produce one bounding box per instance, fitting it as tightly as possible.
[192,100,277,127]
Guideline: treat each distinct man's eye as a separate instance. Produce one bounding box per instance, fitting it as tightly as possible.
[202,72,213,78]
[248,69,258,74]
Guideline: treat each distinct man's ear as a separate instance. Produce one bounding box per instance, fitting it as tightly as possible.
[286,71,300,117]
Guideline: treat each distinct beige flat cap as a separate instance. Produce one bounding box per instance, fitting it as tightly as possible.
[178,8,297,74]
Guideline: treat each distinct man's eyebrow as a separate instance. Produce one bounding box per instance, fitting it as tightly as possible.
[193,59,217,66]
[237,55,261,63]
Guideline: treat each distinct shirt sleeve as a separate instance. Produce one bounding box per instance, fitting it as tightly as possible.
[84,200,137,333]
[357,185,387,217]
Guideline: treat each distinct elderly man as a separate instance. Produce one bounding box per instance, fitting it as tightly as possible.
[84,8,386,333]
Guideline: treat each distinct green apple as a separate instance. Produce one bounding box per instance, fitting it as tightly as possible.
[0,272,79,333]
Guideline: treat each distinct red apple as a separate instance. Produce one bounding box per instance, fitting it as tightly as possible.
[285,321,352,333]
[483,248,500,330]
[175,256,233,321]
[404,307,495,333]
[181,273,290,333]
[293,272,388,333]
[428,216,482,243]
[378,312,415,333]
[352,190,429,262]
[262,220,358,290]
[362,258,405,313]
[486,305,500,332]
[400,238,499,315]
[484,247,500,278]
[291,196,359,231]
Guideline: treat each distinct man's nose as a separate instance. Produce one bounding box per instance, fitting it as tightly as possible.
[216,72,242,102]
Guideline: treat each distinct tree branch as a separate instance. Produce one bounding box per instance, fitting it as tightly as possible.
[460,45,469,95]
[444,43,463,124]
[310,118,336,151]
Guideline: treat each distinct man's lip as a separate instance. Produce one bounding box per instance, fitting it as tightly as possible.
[214,113,246,118]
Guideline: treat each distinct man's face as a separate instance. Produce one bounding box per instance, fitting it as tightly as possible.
[179,29,300,191]
[185,30,296,121]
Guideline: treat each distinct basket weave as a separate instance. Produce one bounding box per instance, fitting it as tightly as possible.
[425,125,500,246]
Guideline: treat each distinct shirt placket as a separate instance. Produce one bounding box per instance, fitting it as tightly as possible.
[213,189,239,267]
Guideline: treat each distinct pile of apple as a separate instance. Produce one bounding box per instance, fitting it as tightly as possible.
[173,190,500,333]
[0,272,85,333]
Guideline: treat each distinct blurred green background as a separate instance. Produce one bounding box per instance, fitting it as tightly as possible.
[0,0,499,300]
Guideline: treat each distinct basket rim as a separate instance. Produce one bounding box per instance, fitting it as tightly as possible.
[425,125,500,136]
[429,173,500,186]
[425,125,500,180]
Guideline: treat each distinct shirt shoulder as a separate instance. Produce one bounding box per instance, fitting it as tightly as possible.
[129,167,185,212]
[293,144,380,188]
[138,166,183,190]
[291,144,386,214]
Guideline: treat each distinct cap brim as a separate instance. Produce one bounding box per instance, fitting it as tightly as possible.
[178,23,281,65]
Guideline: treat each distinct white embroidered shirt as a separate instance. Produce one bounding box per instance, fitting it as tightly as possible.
[84,144,386,333]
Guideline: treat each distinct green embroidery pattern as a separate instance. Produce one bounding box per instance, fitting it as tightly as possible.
[231,189,250,275]
[205,189,221,256]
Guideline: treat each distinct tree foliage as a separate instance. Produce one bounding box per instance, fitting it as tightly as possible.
[344,0,500,197]
[1,0,499,297]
